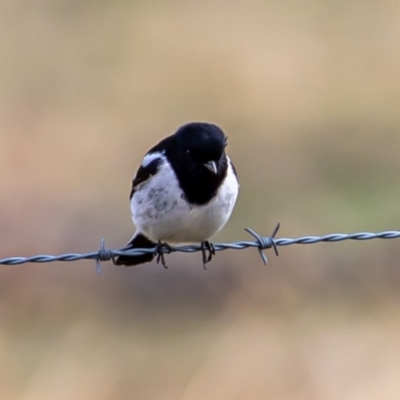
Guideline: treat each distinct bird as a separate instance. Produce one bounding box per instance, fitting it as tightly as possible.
[115,122,239,268]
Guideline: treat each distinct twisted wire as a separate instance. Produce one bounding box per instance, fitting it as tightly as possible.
[1,224,400,267]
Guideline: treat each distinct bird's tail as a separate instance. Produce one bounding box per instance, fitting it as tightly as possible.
[115,232,156,267]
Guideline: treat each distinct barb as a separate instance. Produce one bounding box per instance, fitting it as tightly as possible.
[244,223,280,265]
[1,227,400,267]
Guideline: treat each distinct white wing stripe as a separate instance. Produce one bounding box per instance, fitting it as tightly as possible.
[141,151,165,168]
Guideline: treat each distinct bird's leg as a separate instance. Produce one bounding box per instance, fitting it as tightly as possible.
[155,241,172,269]
[200,241,216,269]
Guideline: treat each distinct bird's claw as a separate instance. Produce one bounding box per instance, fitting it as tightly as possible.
[200,241,215,269]
[155,241,172,269]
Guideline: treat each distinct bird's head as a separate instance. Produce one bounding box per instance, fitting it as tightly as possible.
[174,122,228,175]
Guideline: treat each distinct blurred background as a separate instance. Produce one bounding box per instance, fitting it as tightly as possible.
[1,0,400,399]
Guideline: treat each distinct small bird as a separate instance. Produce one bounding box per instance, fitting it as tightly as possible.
[115,122,239,268]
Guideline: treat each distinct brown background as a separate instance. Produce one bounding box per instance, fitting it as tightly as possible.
[1,1,400,399]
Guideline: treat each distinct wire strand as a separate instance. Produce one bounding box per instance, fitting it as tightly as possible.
[1,224,400,267]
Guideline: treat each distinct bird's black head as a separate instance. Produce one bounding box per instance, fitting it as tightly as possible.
[168,122,229,205]
[174,122,227,174]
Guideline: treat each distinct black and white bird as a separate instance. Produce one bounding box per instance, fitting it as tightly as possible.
[115,122,239,268]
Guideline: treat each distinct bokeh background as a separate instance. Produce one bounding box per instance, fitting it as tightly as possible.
[1,1,400,399]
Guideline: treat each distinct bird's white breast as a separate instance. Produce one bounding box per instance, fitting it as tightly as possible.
[131,155,238,243]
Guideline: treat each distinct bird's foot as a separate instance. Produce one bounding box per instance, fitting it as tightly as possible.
[200,241,215,270]
[155,241,172,269]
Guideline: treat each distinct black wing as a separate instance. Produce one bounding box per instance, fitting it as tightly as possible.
[129,157,163,199]
[229,159,238,180]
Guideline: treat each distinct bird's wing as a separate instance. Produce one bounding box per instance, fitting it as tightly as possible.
[228,157,238,180]
[130,154,164,199]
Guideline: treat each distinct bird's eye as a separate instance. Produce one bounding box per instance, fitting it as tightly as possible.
[186,149,191,154]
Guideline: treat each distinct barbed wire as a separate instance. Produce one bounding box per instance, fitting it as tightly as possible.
[1,224,400,272]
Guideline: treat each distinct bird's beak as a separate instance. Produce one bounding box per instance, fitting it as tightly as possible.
[203,161,218,174]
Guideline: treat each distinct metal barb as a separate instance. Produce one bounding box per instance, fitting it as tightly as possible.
[96,238,116,274]
[244,228,267,265]
[244,224,280,265]
[270,223,280,257]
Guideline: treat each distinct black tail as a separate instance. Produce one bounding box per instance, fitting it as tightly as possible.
[115,233,156,267]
